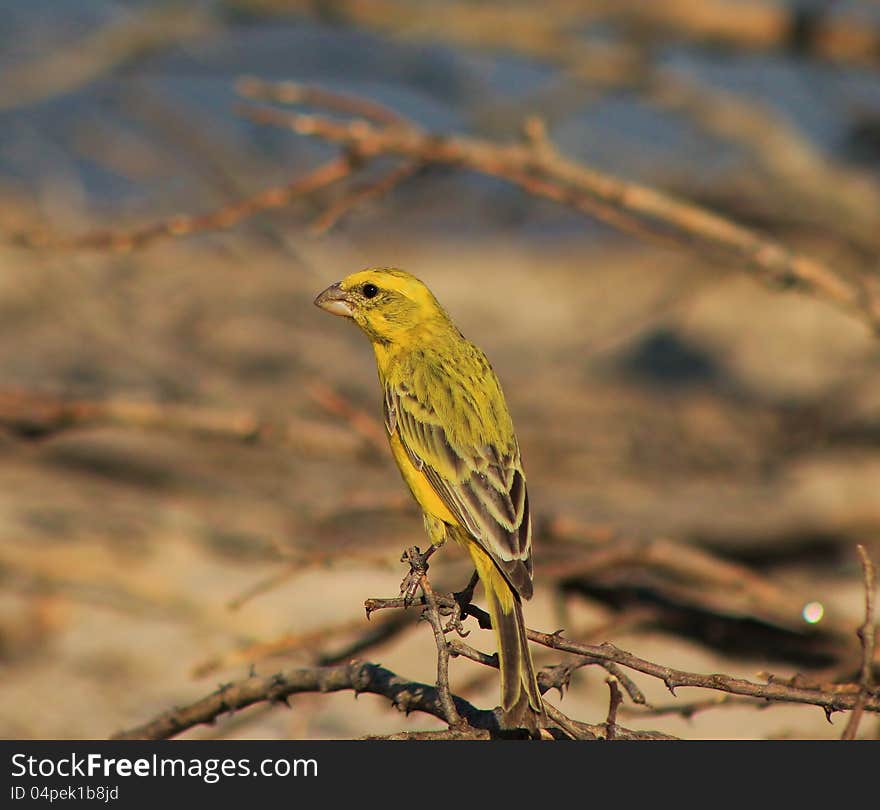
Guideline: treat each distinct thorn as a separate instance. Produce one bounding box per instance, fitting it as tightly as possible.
[824,706,834,724]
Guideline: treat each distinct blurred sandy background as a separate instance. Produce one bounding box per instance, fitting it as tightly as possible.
[1,0,879,740]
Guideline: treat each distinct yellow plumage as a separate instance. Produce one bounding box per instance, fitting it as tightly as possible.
[315,267,543,732]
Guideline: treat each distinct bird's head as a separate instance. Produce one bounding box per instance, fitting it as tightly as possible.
[314,267,449,344]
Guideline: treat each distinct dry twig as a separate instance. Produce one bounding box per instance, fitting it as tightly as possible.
[527,632,880,716]
[363,552,880,741]
[114,551,880,740]
[235,0,880,248]
[623,694,757,720]
[112,660,487,740]
[417,571,463,728]
[11,72,877,333]
[309,159,423,235]
[238,100,880,334]
[235,75,406,127]
[841,545,877,740]
[365,583,880,716]
[113,657,667,741]
[604,677,623,741]
[11,156,354,252]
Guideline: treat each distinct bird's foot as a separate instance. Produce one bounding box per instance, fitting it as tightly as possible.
[443,570,480,636]
[442,604,469,637]
[399,545,435,606]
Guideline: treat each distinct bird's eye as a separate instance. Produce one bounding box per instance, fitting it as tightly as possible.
[362,283,379,299]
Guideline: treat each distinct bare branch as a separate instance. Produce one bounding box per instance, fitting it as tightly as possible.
[855,546,878,693]
[369,584,880,716]
[367,547,880,744]
[10,156,354,252]
[624,694,761,720]
[362,729,490,740]
[235,75,406,127]
[115,547,879,740]
[369,571,880,718]
[234,0,880,247]
[11,73,878,335]
[528,633,880,715]
[539,701,678,741]
[604,678,623,741]
[113,657,669,741]
[418,573,463,728]
[111,660,493,740]
[310,160,422,235]
[841,545,877,740]
[240,102,880,335]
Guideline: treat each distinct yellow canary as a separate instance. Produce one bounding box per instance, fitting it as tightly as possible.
[315,268,543,732]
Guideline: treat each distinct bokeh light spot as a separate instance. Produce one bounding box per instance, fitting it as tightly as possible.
[802,601,824,624]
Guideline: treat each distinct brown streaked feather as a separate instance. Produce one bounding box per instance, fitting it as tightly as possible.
[384,374,533,600]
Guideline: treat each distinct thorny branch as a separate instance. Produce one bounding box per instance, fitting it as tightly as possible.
[114,543,879,740]
[112,657,670,741]
[841,545,877,740]
[446,637,647,708]
[112,660,492,741]
[413,565,463,728]
[365,550,880,723]
[527,631,880,717]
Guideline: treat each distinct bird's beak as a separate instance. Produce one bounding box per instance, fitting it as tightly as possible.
[314,282,353,318]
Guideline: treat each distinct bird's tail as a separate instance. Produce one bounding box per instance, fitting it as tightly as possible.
[467,541,544,735]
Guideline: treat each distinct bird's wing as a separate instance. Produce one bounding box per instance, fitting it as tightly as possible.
[384,371,533,598]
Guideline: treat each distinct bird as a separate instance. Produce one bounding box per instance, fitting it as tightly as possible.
[314,267,543,733]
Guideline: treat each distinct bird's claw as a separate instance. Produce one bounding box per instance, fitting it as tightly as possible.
[441,570,479,636]
[442,601,470,637]
[399,545,434,606]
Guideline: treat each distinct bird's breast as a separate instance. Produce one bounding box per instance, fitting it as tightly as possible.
[388,430,458,526]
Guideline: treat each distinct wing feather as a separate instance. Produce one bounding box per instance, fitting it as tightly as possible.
[384,362,533,599]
